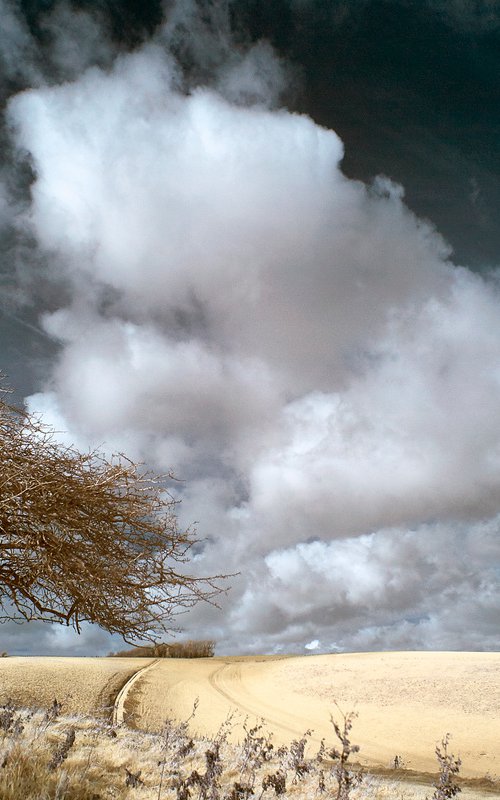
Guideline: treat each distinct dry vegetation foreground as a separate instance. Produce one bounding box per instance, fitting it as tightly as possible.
[0,651,499,795]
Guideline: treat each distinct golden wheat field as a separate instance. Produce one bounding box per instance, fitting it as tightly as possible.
[0,656,154,716]
[0,651,499,796]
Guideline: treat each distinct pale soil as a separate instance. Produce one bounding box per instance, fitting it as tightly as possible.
[0,656,154,716]
[126,651,500,782]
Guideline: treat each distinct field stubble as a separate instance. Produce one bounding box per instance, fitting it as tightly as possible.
[0,656,154,717]
[0,652,498,798]
[122,652,500,781]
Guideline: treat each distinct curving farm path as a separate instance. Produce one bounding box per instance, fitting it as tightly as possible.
[206,661,321,742]
[112,658,161,725]
[114,652,500,781]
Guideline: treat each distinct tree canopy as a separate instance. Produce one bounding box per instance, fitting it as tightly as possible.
[0,380,225,643]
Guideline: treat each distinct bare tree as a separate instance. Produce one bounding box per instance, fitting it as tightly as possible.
[0,379,226,643]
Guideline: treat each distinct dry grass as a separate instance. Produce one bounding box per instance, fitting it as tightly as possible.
[0,700,496,800]
[0,657,154,717]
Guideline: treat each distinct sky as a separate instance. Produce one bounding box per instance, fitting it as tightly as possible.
[1,0,500,656]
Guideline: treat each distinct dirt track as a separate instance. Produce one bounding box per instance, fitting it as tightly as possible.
[112,658,160,725]
[124,651,500,781]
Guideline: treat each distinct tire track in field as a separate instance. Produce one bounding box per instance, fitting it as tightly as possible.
[207,662,324,745]
[112,659,161,725]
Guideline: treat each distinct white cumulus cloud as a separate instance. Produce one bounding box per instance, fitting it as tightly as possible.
[4,6,500,654]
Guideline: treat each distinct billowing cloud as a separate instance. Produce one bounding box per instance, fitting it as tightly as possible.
[2,1,500,654]
[0,0,117,90]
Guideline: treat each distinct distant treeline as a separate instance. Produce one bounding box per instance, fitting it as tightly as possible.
[108,639,215,658]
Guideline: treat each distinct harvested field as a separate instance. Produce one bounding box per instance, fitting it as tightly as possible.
[0,656,154,717]
[0,651,498,789]
[125,651,500,782]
